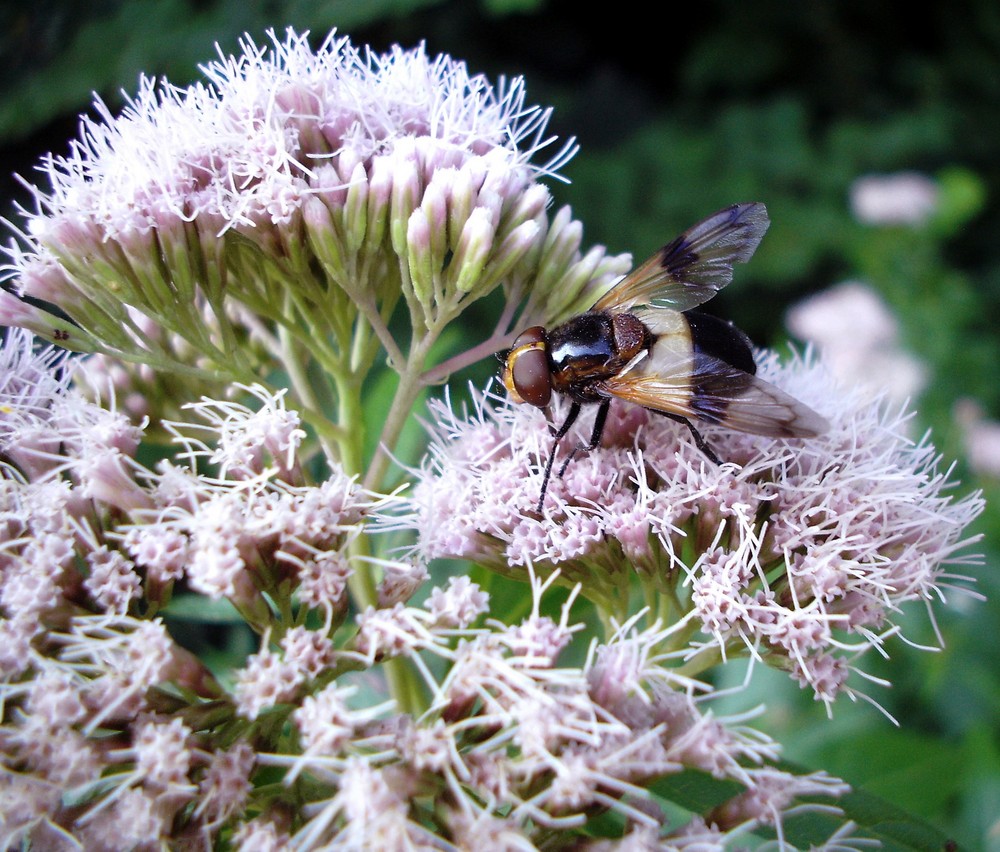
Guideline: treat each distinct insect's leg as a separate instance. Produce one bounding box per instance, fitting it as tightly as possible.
[652,410,723,465]
[537,401,581,512]
[558,398,610,477]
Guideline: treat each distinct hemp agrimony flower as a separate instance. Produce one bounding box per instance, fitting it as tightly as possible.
[0,26,984,852]
[399,352,984,711]
[1,27,628,485]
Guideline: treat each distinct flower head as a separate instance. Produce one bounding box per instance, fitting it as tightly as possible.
[786,281,926,406]
[396,351,984,709]
[1,28,628,422]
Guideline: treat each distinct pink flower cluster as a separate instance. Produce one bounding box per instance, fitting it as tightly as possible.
[258,575,858,850]
[0,28,629,423]
[0,331,873,848]
[400,351,983,708]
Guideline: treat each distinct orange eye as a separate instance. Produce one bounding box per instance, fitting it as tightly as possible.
[503,327,552,408]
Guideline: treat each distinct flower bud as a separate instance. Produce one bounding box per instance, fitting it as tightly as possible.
[450,207,495,294]
[303,195,347,283]
[342,162,370,253]
[406,210,435,311]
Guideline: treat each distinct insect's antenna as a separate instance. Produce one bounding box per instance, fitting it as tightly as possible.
[536,402,582,513]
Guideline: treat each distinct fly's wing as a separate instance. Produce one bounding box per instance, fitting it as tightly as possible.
[592,202,770,314]
[599,337,828,439]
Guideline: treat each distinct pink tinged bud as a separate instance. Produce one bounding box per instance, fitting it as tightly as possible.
[553,245,617,311]
[342,162,370,253]
[447,165,484,246]
[419,177,450,263]
[0,289,56,336]
[535,207,584,291]
[475,188,504,228]
[406,211,435,309]
[451,207,495,293]
[16,255,80,307]
[303,196,347,283]
[365,156,394,252]
[484,219,541,285]
[505,182,551,229]
[17,312,84,353]
[389,156,422,258]
[336,145,365,185]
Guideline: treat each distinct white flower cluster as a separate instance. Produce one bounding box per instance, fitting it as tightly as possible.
[0,331,870,849]
[0,29,628,413]
[399,352,983,711]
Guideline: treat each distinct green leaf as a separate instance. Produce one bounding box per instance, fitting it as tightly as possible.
[650,769,744,813]
[164,592,245,623]
[833,787,957,852]
[651,766,956,850]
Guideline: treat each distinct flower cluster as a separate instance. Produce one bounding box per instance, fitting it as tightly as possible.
[399,352,983,710]
[260,577,856,851]
[0,331,869,849]
[0,25,985,852]
[849,171,940,227]
[1,28,629,439]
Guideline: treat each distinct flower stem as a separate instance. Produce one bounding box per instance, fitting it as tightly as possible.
[420,330,516,386]
[362,337,433,494]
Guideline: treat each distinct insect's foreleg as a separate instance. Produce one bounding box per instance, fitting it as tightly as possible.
[537,401,582,512]
[652,410,723,465]
[558,399,610,477]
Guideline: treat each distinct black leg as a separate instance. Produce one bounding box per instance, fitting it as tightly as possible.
[558,398,610,477]
[536,401,581,512]
[652,410,722,465]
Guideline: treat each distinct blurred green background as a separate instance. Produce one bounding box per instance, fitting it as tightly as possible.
[1,1,997,848]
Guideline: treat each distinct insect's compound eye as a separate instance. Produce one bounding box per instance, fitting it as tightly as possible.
[503,326,552,408]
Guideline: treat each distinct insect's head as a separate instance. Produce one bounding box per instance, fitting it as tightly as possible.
[502,326,552,408]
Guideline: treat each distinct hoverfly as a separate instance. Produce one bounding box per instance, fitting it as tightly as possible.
[502,202,828,511]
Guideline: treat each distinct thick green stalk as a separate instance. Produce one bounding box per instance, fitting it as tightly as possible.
[362,335,435,495]
[333,369,379,614]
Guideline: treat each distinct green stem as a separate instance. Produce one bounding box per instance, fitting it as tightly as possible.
[278,325,343,461]
[355,291,406,371]
[333,369,380,616]
[362,335,434,494]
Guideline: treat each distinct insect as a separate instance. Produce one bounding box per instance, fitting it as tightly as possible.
[501,202,828,511]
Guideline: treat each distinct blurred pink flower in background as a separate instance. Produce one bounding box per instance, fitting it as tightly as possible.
[849,171,939,226]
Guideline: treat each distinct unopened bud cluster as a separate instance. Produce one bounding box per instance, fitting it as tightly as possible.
[2,30,628,428]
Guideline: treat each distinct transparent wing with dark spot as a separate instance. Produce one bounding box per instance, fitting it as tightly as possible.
[591,202,770,314]
[599,346,828,438]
